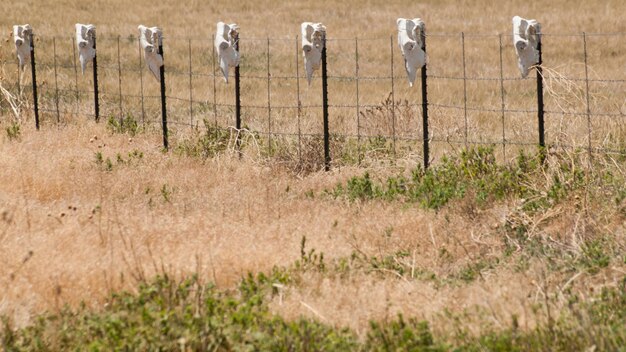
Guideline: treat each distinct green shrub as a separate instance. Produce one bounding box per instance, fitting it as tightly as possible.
[5,122,20,141]
[329,147,541,210]
[2,274,625,351]
[174,119,230,159]
[107,113,140,136]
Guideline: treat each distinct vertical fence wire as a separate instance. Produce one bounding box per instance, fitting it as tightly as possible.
[138,37,146,127]
[582,32,592,164]
[71,36,79,116]
[461,32,468,147]
[117,36,123,123]
[355,37,361,165]
[498,34,506,160]
[188,39,193,129]
[212,35,218,134]
[295,35,302,162]
[266,37,272,155]
[390,35,397,158]
[53,37,60,124]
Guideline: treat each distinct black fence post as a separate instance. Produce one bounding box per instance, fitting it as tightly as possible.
[321,34,330,171]
[420,29,429,169]
[29,32,40,130]
[536,33,545,159]
[93,33,100,122]
[159,36,168,150]
[234,33,241,153]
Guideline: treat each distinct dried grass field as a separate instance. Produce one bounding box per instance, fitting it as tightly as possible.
[0,0,625,350]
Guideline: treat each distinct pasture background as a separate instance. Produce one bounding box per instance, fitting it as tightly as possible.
[0,0,625,340]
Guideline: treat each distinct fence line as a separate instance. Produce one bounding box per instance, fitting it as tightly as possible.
[1,32,625,169]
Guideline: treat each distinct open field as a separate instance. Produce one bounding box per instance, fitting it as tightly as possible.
[1,0,625,350]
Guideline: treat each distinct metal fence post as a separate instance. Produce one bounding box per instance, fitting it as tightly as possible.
[234,33,242,153]
[420,28,429,169]
[29,32,40,130]
[159,35,168,150]
[93,33,100,122]
[322,34,330,171]
[536,33,545,158]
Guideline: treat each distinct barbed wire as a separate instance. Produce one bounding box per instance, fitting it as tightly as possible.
[2,32,624,162]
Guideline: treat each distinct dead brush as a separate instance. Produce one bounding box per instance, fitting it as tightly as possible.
[270,135,330,175]
[541,64,626,151]
[359,92,417,139]
[0,75,23,123]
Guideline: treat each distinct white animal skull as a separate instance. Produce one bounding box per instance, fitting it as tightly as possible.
[512,16,541,78]
[301,22,326,85]
[138,25,164,80]
[215,22,240,83]
[397,18,426,87]
[13,24,32,70]
[75,23,96,74]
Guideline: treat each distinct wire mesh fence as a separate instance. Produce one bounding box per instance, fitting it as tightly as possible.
[1,31,624,167]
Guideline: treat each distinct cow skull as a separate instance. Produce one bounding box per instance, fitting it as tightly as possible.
[75,23,96,74]
[397,18,426,87]
[13,24,32,71]
[138,25,163,80]
[512,16,541,78]
[215,22,240,83]
[301,22,326,85]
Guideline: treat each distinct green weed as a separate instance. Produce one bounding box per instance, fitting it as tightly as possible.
[5,122,20,141]
[107,113,141,136]
[174,119,230,159]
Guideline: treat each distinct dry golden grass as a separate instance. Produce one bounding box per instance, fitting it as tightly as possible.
[0,0,625,337]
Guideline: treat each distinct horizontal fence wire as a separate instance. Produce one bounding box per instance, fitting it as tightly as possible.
[1,32,625,165]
